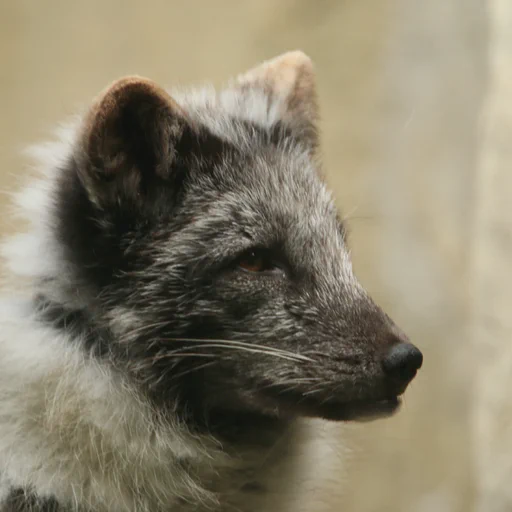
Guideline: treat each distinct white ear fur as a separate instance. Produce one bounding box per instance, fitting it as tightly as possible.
[237,51,320,150]
[238,51,315,100]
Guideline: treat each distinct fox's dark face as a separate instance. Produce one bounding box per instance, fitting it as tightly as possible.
[55,52,422,427]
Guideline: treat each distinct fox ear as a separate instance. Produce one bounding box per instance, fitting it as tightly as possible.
[76,76,195,206]
[237,51,319,151]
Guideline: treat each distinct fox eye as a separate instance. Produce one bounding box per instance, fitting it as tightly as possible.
[237,249,281,274]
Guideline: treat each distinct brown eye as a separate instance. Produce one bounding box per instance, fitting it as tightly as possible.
[237,249,277,273]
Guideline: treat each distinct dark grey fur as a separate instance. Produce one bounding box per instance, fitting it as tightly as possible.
[2,55,422,510]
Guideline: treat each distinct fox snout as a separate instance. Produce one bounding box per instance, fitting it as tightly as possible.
[271,301,424,422]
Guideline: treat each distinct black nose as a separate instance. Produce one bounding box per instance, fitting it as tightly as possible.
[382,343,423,383]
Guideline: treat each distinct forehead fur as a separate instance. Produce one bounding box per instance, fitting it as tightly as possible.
[171,50,318,151]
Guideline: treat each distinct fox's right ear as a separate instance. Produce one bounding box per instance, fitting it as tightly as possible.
[236,51,319,152]
[75,77,201,208]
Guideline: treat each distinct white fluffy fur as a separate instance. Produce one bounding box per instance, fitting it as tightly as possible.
[0,295,340,511]
[0,298,221,508]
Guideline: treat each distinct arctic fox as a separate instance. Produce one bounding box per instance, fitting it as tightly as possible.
[0,51,422,511]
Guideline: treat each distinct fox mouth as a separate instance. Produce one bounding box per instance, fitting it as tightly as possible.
[308,396,401,422]
[265,389,402,422]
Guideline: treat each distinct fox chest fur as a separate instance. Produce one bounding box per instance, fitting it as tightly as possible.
[0,52,421,511]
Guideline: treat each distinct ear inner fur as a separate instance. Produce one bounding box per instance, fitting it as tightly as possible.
[236,51,319,151]
[75,76,195,206]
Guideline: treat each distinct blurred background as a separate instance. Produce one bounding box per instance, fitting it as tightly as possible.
[1,1,510,511]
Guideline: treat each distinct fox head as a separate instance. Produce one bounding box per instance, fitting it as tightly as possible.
[38,51,421,428]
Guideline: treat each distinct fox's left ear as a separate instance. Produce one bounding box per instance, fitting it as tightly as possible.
[237,51,319,151]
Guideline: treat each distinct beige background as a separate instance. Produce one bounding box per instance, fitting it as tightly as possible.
[0,1,509,511]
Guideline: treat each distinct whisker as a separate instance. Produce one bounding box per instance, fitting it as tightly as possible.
[169,361,218,381]
[145,341,308,367]
[161,337,313,362]
[166,343,305,362]
[152,352,217,360]
[259,377,322,391]
[114,322,314,363]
